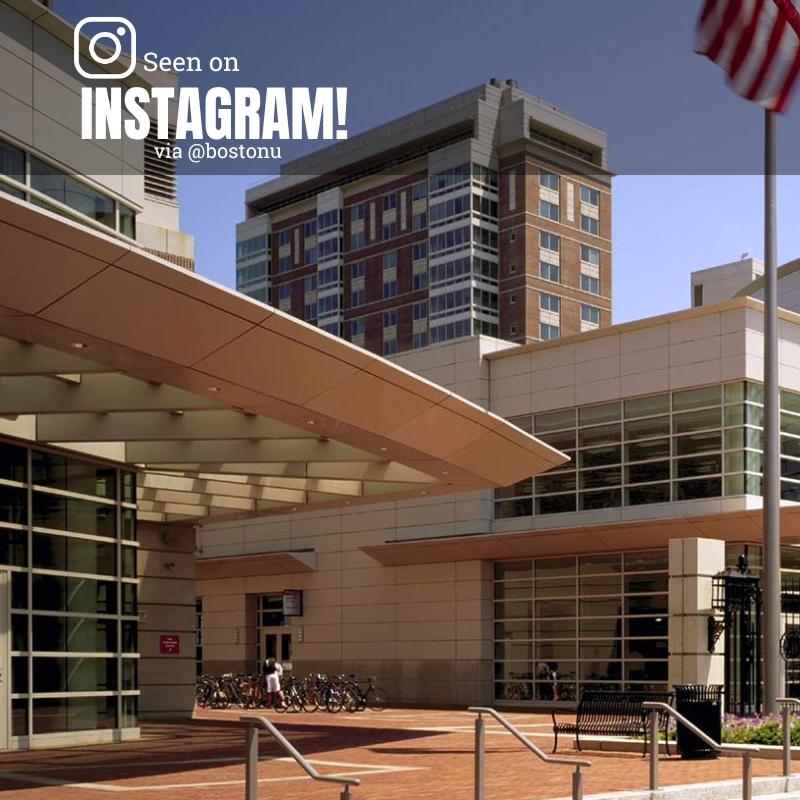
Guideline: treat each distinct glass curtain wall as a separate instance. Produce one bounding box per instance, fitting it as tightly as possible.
[0,439,139,741]
[494,550,668,702]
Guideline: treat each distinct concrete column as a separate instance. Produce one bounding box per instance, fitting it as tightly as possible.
[668,538,725,687]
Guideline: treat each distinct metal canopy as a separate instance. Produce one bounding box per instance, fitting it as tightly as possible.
[0,196,566,523]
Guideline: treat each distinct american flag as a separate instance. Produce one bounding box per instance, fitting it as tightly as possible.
[695,0,800,112]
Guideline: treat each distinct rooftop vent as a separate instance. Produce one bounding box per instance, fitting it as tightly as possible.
[490,78,502,87]
[506,79,519,88]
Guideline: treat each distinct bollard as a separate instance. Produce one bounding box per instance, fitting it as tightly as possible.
[474,713,485,800]
[648,710,659,791]
[784,706,792,778]
[245,724,259,800]
[340,788,352,800]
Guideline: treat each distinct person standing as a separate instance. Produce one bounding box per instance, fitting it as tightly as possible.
[264,657,285,709]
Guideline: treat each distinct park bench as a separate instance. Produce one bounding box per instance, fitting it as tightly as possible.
[551,690,674,754]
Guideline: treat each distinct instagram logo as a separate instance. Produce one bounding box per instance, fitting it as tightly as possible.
[74,17,137,80]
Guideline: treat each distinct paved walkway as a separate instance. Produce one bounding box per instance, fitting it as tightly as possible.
[0,707,791,799]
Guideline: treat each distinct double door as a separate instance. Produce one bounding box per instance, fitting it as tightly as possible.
[261,629,292,673]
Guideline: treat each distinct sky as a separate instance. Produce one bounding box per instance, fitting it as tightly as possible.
[56,0,800,324]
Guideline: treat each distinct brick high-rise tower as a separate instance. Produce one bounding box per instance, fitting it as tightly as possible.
[236,80,611,355]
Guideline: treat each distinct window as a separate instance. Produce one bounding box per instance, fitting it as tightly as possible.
[317,294,340,315]
[413,271,428,291]
[581,274,600,294]
[277,256,291,273]
[119,205,136,238]
[383,280,397,299]
[413,301,428,320]
[539,200,560,221]
[318,265,339,287]
[383,339,398,356]
[350,204,365,222]
[304,247,317,265]
[304,220,317,238]
[540,170,559,191]
[412,242,427,262]
[510,294,516,305]
[581,245,600,265]
[540,323,560,340]
[540,261,560,283]
[351,288,365,307]
[237,235,267,260]
[382,193,397,212]
[413,332,428,349]
[351,261,365,279]
[540,293,561,313]
[317,238,340,260]
[277,284,291,302]
[382,222,397,240]
[31,157,115,230]
[540,231,560,252]
[581,215,600,236]
[278,230,291,247]
[383,310,397,327]
[412,211,427,231]
[412,181,427,201]
[304,275,318,293]
[351,319,365,337]
[350,231,365,250]
[382,251,397,270]
[0,139,25,184]
[318,209,339,230]
[581,185,600,206]
[581,304,601,325]
[693,284,704,307]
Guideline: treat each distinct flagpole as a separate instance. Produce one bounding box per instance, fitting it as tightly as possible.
[763,107,781,715]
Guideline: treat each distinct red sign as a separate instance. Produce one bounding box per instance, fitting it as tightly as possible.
[160,634,180,655]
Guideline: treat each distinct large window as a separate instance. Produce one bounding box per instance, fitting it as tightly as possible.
[495,381,796,520]
[494,551,668,702]
[5,440,138,739]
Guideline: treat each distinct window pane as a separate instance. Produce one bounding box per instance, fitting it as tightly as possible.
[535,557,575,579]
[32,453,116,499]
[626,438,670,462]
[32,695,117,734]
[579,424,621,448]
[625,417,670,441]
[494,561,532,580]
[0,486,26,526]
[32,616,117,652]
[0,528,27,567]
[33,494,116,538]
[673,385,721,411]
[625,394,670,418]
[32,534,116,576]
[627,483,671,505]
[673,409,721,433]
[33,657,117,693]
[0,442,27,482]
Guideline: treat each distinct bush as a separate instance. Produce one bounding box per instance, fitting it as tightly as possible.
[721,714,800,746]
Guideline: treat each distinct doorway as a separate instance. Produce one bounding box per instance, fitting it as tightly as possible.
[260,629,292,673]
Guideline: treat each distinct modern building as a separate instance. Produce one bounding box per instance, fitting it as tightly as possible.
[236,80,612,355]
[0,0,555,749]
[198,269,800,708]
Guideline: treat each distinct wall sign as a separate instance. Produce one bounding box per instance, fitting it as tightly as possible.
[160,634,180,654]
[282,589,303,616]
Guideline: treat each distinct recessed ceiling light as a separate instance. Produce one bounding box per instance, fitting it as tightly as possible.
[207,386,222,393]
[70,342,89,349]
[379,446,387,452]
[421,491,427,496]
[442,470,450,476]
[292,507,298,512]
[306,419,316,425]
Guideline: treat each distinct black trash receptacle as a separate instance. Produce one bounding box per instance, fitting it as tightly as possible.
[674,684,723,759]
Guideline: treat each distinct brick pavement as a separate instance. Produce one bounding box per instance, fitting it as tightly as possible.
[0,707,791,799]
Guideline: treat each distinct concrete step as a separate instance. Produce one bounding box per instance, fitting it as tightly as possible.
[547,774,800,800]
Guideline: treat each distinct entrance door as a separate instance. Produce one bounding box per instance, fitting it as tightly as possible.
[0,572,9,749]
[261,629,292,673]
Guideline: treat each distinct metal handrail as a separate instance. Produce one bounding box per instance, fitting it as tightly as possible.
[240,715,360,800]
[468,706,591,800]
[643,702,759,800]
[777,697,800,777]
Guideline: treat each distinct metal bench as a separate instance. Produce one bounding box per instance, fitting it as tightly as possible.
[551,690,674,754]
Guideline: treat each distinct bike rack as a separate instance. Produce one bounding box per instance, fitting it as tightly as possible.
[468,706,591,800]
[240,714,360,800]
[643,702,759,800]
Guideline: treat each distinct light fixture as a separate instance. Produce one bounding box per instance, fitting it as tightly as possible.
[207,386,223,393]
[442,470,450,476]
[421,491,427,496]
[379,446,387,452]
[70,342,89,349]
[306,419,316,425]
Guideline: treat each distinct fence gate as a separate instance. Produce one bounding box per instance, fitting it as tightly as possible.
[711,555,762,716]
[781,572,800,698]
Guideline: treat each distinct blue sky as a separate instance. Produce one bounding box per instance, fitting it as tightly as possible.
[57,0,800,323]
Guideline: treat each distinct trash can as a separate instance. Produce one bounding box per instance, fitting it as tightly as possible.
[674,684,723,759]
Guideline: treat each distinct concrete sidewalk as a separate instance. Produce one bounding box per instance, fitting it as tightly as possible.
[0,707,791,799]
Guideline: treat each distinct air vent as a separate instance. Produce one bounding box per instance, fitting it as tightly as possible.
[144,126,177,201]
